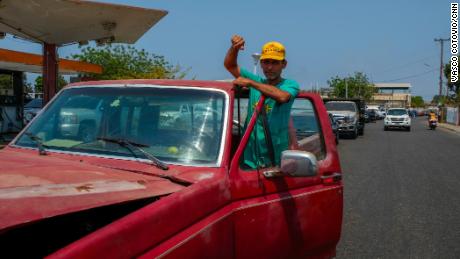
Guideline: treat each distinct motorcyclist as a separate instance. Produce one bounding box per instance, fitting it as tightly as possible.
[428,111,437,127]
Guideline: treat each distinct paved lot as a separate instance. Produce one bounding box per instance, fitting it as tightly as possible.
[336,117,460,258]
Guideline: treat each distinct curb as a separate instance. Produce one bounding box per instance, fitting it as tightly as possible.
[438,123,460,134]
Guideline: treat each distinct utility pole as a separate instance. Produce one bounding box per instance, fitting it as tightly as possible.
[434,38,450,97]
[345,79,348,98]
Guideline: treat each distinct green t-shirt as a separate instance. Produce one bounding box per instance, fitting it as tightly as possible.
[240,68,299,169]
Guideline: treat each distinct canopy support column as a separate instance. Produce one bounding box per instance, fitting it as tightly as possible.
[43,43,57,104]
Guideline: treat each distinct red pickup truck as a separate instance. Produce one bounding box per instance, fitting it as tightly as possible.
[0,80,343,258]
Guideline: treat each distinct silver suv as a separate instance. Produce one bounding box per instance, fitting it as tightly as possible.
[384,108,411,131]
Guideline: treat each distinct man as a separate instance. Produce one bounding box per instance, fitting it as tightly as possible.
[428,110,437,124]
[224,35,299,169]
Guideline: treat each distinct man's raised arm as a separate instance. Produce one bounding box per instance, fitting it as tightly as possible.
[224,35,245,78]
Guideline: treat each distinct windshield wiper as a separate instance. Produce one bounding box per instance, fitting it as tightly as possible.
[97,137,169,170]
[25,132,48,155]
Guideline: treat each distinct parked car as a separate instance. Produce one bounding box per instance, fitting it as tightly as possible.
[324,100,361,138]
[23,98,42,125]
[1,80,343,258]
[366,109,377,122]
[378,109,386,119]
[384,108,411,131]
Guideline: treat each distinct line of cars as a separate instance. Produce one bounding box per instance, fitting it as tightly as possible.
[364,106,385,123]
[322,99,414,140]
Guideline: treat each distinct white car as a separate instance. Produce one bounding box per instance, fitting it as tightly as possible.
[384,108,411,131]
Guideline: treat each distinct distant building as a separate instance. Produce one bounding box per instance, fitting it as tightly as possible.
[319,87,333,98]
[371,83,411,108]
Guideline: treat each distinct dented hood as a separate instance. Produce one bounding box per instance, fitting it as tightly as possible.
[0,149,185,231]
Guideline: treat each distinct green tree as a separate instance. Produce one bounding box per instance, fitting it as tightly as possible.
[327,72,376,101]
[70,45,188,80]
[411,96,425,107]
[0,74,12,89]
[0,73,32,93]
[34,75,68,93]
[431,95,449,105]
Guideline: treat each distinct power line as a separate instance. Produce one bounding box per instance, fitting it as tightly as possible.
[379,55,437,74]
[380,68,437,82]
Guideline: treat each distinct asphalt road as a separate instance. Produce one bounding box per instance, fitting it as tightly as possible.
[336,117,460,259]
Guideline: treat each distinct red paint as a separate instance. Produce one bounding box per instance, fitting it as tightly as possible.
[0,80,343,258]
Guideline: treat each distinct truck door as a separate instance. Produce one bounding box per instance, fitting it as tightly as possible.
[229,93,343,258]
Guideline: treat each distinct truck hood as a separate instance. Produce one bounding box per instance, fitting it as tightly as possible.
[0,149,185,231]
[329,110,357,118]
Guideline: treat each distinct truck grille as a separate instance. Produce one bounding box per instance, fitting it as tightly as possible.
[390,118,404,122]
[333,116,345,123]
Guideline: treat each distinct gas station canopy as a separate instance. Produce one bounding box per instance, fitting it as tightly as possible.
[0,0,168,45]
[0,0,168,104]
[0,48,102,74]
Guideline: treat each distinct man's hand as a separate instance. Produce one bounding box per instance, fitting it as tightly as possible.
[231,35,245,51]
[224,34,245,78]
[233,77,253,88]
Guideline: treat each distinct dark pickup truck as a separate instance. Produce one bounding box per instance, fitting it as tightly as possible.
[323,98,366,138]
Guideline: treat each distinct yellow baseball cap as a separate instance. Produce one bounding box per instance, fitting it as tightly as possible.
[260,41,286,60]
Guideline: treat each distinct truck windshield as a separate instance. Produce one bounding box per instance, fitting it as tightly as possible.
[387,109,407,116]
[15,86,227,166]
[325,102,356,111]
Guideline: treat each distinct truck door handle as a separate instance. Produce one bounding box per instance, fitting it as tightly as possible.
[321,173,342,184]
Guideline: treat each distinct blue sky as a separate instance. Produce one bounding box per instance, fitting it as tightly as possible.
[0,0,453,101]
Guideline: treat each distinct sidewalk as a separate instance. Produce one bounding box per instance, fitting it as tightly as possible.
[438,123,460,134]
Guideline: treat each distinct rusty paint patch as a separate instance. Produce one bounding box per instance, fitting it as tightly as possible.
[75,184,93,192]
[0,180,146,199]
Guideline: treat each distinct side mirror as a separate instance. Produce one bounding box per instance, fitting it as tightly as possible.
[263,150,318,178]
[264,150,317,177]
